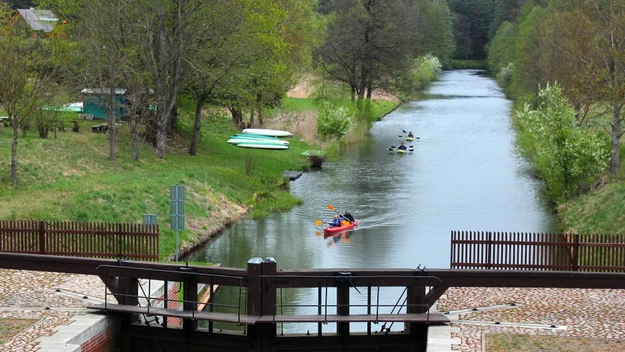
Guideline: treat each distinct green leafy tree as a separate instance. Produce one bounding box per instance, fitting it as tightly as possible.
[447,0,494,60]
[515,83,608,201]
[0,2,58,185]
[315,0,418,102]
[486,20,516,84]
[413,0,454,68]
[509,3,549,97]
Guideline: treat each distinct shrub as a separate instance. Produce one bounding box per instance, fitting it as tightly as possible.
[316,102,352,140]
[515,83,608,201]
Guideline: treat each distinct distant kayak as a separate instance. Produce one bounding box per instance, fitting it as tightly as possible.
[242,128,293,137]
[406,137,414,141]
[323,220,358,234]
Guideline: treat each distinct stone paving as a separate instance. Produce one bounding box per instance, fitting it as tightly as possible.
[3,269,625,351]
[438,287,625,351]
[0,269,107,352]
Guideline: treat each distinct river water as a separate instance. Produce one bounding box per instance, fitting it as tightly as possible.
[186,70,556,332]
[187,70,556,270]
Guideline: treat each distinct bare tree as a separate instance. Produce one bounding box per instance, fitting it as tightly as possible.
[129,0,203,159]
[76,0,138,161]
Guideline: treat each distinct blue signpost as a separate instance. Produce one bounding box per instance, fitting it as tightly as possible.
[170,185,185,261]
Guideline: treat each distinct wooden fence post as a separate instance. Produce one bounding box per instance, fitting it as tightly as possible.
[39,220,46,254]
[572,234,580,271]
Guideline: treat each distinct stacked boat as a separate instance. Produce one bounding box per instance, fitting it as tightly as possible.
[228,129,292,150]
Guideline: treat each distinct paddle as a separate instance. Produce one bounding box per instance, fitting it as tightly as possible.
[327,204,355,224]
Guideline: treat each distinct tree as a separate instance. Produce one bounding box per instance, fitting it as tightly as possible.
[315,0,418,102]
[184,0,249,155]
[575,1,625,175]
[447,0,494,60]
[515,83,608,201]
[76,0,135,161]
[509,3,549,97]
[0,2,56,185]
[486,20,517,86]
[127,0,203,159]
[488,0,526,40]
[413,0,454,68]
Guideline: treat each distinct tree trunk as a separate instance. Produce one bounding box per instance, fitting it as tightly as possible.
[189,96,206,156]
[156,116,167,159]
[107,92,117,161]
[168,105,178,135]
[610,104,622,174]
[249,105,255,127]
[10,116,18,186]
[229,106,243,128]
[145,114,158,147]
[130,114,140,162]
[258,104,263,127]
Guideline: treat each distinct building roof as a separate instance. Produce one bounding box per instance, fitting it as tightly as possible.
[81,88,128,95]
[16,8,58,33]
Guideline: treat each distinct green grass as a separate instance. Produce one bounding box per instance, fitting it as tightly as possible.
[559,181,625,234]
[0,319,37,344]
[0,116,310,261]
[0,96,396,261]
[486,334,624,352]
[279,97,319,111]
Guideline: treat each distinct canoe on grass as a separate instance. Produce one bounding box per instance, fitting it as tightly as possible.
[231,133,288,142]
[323,220,358,234]
[237,143,289,150]
[227,138,289,145]
[242,128,293,137]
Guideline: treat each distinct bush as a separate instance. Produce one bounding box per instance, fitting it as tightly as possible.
[316,102,352,140]
[497,63,514,88]
[515,83,608,201]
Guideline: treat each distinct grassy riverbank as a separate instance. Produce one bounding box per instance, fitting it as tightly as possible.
[0,97,397,260]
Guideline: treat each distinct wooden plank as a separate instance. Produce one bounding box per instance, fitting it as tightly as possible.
[256,313,449,324]
[88,303,259,325]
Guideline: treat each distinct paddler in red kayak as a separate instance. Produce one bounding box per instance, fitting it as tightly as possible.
[328,214,341,227]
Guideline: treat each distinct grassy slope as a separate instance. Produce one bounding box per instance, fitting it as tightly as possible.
[557,105,625,235]
[0,98,396,260]
[0,113,313,260]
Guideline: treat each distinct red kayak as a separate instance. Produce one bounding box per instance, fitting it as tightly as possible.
[324,220,358,235]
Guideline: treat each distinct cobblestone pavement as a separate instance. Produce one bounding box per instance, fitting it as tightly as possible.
[0,269,106,352]
[438,287,625,351]
[3,270,625,351]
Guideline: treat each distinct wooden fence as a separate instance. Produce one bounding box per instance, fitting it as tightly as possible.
[450,231,625,272]
[0,220,159,261]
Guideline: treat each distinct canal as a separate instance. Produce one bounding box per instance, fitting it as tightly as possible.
[185,69,557,332]
[187,69,556,270]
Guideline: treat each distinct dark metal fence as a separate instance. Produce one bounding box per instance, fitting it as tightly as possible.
[0,220,159,261]
[450,231,625,271]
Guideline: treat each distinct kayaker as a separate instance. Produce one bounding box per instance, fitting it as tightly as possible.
[328,214,341,227]
[343,211,355,223]
[407,132,414,138]
[398,142,407,150]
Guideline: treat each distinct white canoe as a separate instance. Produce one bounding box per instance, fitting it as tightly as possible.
[228,137,289,145]
[237,143,289,150]
[242,128,293,137]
